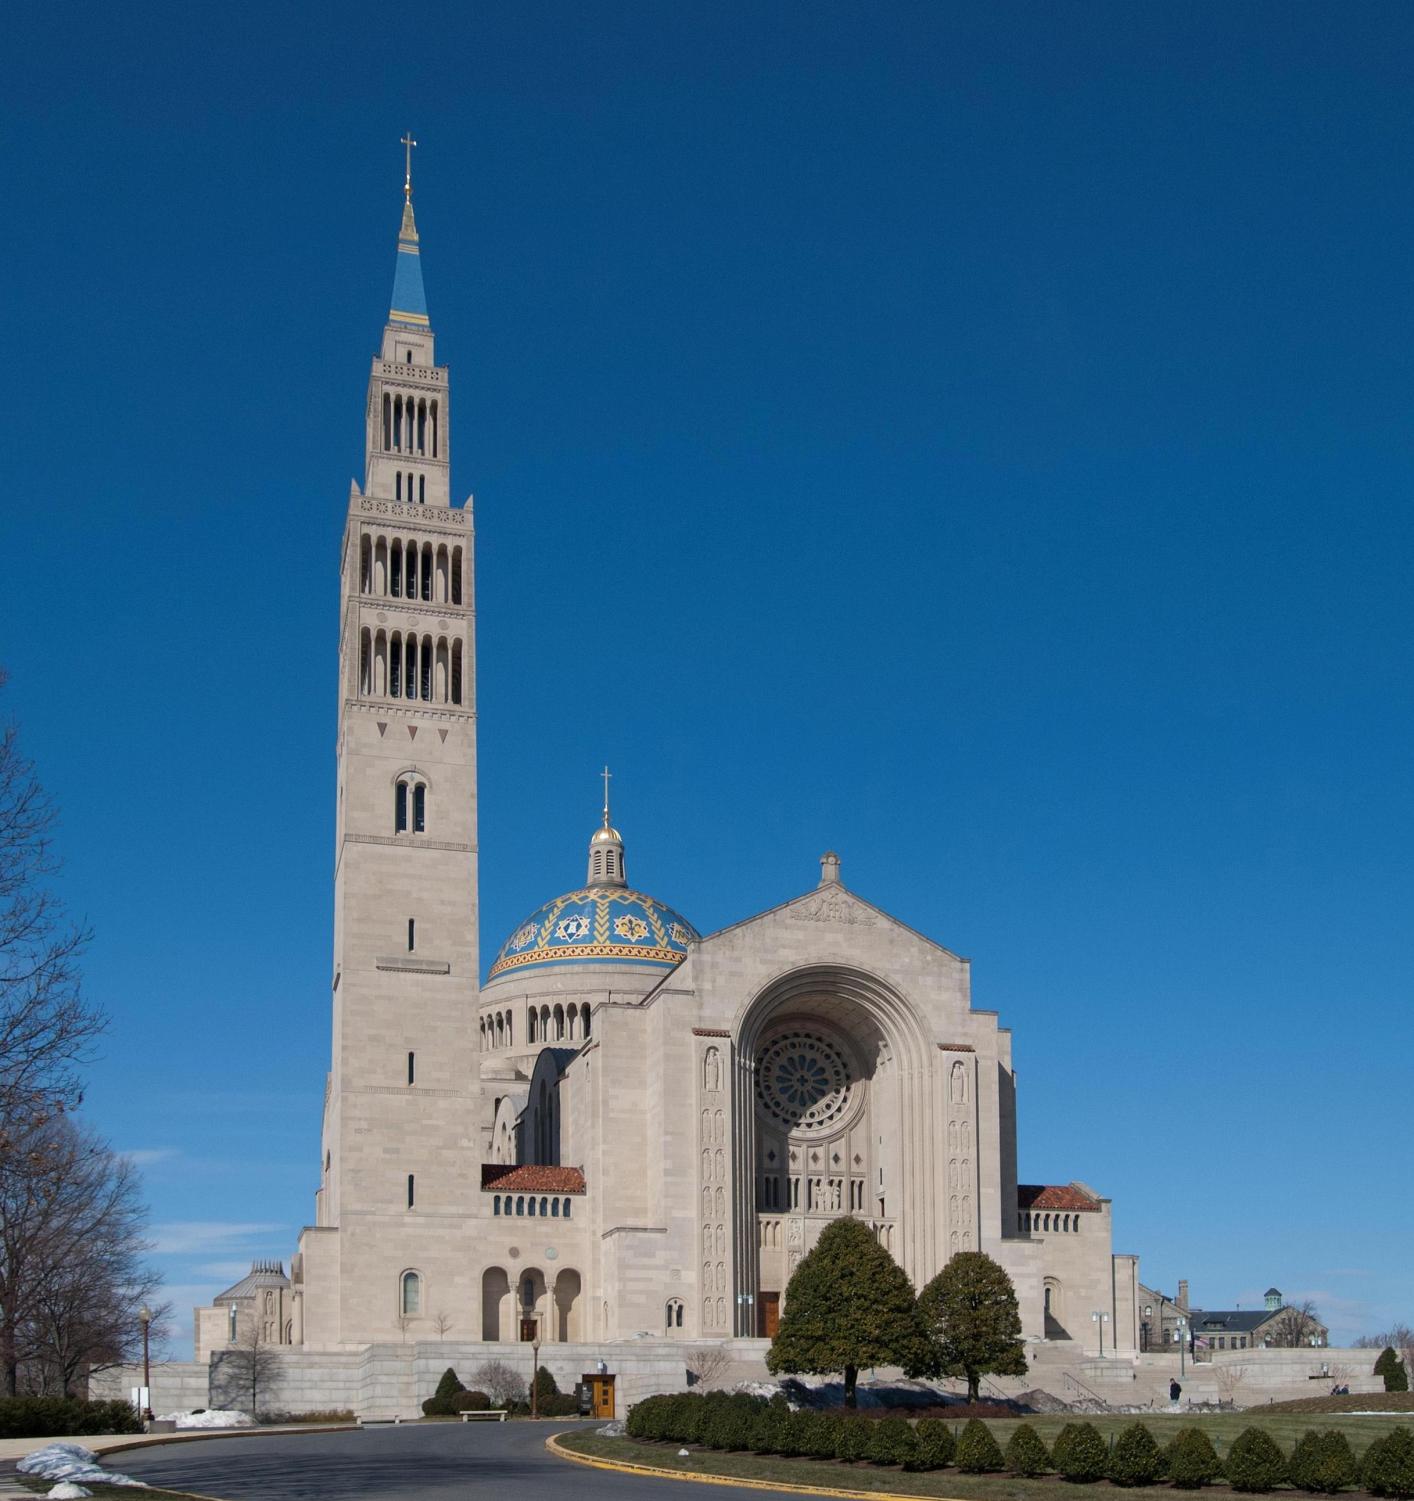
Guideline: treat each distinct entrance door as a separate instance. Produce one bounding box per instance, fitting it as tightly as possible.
[519,1317,538,1342]
[759,1292,780,1339]
[581,1373,615,1418]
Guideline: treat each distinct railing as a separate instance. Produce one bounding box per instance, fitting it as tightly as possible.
[1061,1370,1109,1408]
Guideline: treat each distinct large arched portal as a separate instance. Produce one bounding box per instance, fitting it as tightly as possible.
[731,966,934,1336]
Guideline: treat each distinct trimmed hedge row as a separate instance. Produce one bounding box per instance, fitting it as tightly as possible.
[0,1397,143,1438]
[625,1397,1414,1495]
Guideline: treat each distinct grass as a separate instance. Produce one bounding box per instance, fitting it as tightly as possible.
[1263,1394,1414,1415]
[557,1409,1414,1500]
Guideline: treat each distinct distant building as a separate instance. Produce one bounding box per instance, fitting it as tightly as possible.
[1191,1287,1329,1352]
[1137,1277,1191,1352]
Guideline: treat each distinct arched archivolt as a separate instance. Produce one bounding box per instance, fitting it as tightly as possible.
[553,1268,582,1341]
[730,963,937,1334]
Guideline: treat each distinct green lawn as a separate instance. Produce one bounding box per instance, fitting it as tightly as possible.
[558,1409,1414,1501]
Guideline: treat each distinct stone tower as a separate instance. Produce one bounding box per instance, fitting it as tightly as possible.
[296,172,480,1347]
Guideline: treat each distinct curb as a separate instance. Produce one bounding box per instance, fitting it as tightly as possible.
[544,1432,968,1501]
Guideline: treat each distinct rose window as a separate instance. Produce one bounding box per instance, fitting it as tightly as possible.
[755,1031,853,1134]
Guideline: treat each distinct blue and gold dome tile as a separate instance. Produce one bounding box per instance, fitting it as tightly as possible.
[489,885,698,977]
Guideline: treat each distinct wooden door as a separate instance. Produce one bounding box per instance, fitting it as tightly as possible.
[760,1292,780,1339]
[589,1374,615,1418]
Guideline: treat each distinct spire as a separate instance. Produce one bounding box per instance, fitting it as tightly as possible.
[587,767,627,888]
[389,134,428,329]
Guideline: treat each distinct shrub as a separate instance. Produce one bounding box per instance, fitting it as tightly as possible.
[778,1409,820,1459]
[1108,1423,1164,1487]
[1375,1349,1409,1394]
[450,1390,490,1412]
[701,1392,762,1451]
[0,1397,143,1438]
[867,1415,917,1468]
[1290,1429,1357,1494]
[1363,1428,1414,1499]
[913,1418,956,1471]
[1225,1427,1289,1493]
[420,1366,468,1417]
[1055,1421,1108,1483]
[1165,1428,1222,1489]
[1005,1424,1052,1477]
[794,1410,837,1460]
[1052,1423,1082,1473]
[835,1416,872,1463]
[955,1417,1005,1473]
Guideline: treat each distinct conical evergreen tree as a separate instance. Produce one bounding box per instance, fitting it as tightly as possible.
[1375,1347,1408,1392]
[916,1250,1027,1401]
[764,1217,934,1406]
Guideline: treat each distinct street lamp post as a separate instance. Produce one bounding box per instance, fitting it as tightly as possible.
[1091,1311,1109,1359]
[138,1305,153,1423]
[531,1325,542,1419]
[1177,1317,1187,1378]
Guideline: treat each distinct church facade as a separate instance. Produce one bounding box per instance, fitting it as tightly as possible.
[197,180,1140,1371]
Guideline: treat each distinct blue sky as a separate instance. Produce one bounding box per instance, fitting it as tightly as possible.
[2,1,1411,1351]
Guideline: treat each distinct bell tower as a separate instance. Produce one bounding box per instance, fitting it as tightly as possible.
[297,149,481,1347]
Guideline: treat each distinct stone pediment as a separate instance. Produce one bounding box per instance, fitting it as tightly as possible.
[787,885,878,927]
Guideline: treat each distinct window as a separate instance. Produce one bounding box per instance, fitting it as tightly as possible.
[407,1173,416,1209]
[413,784,426,833]
[666,1298,684,1331]
[228,1304,237,1343]
[551,1198,559,1218]
[407,1050,415,1086]
[493,1195,501,1216]
[401,1270,421,1315]
[419,475,425,504]
[395,782,409,833]
[407,918,416,952]
[563,1198,571,1219]
[528,1196,536,1216]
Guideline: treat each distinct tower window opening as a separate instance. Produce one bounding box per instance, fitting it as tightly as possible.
[382,393,391,450]
[395,473,402,501]
[431,400,438,457]
[451,640,463,704]
[417,399,426,454]
[389,641,402,697]
[406,351,413,364]
[451,546,462,604]
[359,629,371,695]
[420,639,432,700]
[407,917,415,952]
[407,1050,415,1086]
[401,1269,421,1315]
[406,1174,415,1209]
[419,474,425,504]
[421,545,432,601]
[390,544,402,598]
[413,783,426,833]
[395,781,408,833]
[393,395,403,451]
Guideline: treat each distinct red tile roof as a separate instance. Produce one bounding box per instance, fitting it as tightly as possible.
[480,1164,586,1194]
[1018,1183,1100,1212]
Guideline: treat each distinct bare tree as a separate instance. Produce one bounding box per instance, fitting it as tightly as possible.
[0,1117,157,1397]
[687,1345,734,1390]
[1266,1300,1323,1349]
[432,1311,454,1340]
[0,673,104,1145]
[1355,1324,1413,1349]
[1214,1364,1247,1405]
[211,1322,282,1416]
[472,1359,526,1407]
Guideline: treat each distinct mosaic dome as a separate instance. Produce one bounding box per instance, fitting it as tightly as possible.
[489,885,698,978]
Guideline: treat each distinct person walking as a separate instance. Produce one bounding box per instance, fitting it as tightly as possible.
[1169,1378,1182,1405]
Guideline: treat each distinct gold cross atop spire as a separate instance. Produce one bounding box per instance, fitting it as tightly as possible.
[601,765,613,827]
[401,132,417,201]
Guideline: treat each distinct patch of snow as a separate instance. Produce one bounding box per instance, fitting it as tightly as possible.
[596,1419,626,1436]
[157,1408,254,1428]
[18,1443,148,1489]
[48,1484,93,1499]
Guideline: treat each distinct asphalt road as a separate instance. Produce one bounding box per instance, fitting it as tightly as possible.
[112,1421,809,1500]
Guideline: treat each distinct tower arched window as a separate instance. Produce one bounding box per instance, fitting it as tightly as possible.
[360,536,372,593]
[400,1270,422,1316]
[421,545,433,602]
[451,640,463,705]
[393,394,402,451]
[528,1010,537,1044]
[359,628,371,695]
[390,542,402,599]
[413,783,426,833]
[382,392,391,451]
[419,474,425,504]
[451,546,462,605]
[395,781,409,834]
[395,472,402,501]
[430,400,439,457]
[581,1003,591,1038]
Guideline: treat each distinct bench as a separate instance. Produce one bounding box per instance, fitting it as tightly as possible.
[459,1410,509,1422]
